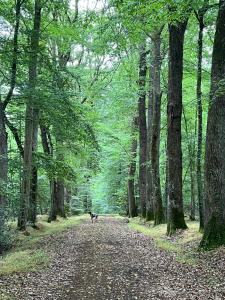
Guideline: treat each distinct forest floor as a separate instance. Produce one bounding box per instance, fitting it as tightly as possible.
[1,216,225,300]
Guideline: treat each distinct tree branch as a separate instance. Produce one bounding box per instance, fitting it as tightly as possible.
[5,115,24,157]
[3,0,22,110]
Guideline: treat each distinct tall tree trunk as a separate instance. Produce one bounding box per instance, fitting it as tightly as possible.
[164,141,169,220]
[55,139,66,218]
[18,0,42,230]
[49,38,71,219]
[40,124,57,222]
[146,64,154,221]
[49,181,57,221]
[195,1,209,231]
[167,20,188,235]
[138,42,147,218]
[55,180,65,217]
[128,118,138,217]
[200,0,225,249]
[18,105,33,230]
[183,107,196,221]
[28,109,39,227]
[0,103,8,253]
[151,30,165,225]
[0,103,7,207]
[29,166,38,226]
[189,159,196,220]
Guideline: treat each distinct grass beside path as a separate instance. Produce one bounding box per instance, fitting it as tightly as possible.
[128,217,202,265]
[0,215,88,276]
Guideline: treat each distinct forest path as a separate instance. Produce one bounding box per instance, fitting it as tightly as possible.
[1,217,225,300]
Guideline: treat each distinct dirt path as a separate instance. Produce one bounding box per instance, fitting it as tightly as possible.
[1,217,225,300]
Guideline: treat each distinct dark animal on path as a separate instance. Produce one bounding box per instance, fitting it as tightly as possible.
[89,212,98,223]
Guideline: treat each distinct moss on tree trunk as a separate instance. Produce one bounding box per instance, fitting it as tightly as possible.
[199,0,225,249]
[200,216,225,250]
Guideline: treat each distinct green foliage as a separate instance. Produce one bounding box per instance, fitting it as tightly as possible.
[0,0,221,250]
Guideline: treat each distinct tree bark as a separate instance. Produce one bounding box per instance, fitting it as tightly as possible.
[18,0,42,230]
[40,124,58,222]
[18,105,33,230]
[128,118,138,218]
[167,20,188,235]
[189,159,196,221]
[196,21,204,230]
[183,106,196,221]
[200,0,225,249]
[146,63,154,221]
[195,1,209,231]
[49,181,57,221]
[151,30,165,225]
[55,139,66,218]
[138,41,147,218]
[28,109,39,227]
[164,141,169,220]
[0,103,8,207]
[55,180,65,217]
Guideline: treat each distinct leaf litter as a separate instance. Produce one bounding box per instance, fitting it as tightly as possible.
[0,217,225,299]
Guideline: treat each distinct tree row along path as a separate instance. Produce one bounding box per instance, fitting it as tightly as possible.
[1,217,225,300]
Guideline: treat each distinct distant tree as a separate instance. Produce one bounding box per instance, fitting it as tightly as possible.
[128,118,138,218]
[138,41,148,218]
[146,63,154,221]
[150,28,165,225]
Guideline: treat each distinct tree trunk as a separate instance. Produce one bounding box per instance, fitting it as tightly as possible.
[55,139,66,218]
[195,2,209,231]
[18,0,42,230]
[183,107,196,221]
[49,181,57,221]
[29,166,38,226]
[200,0,225,249]
[28,109,39,227]
[0,104,8,207]
[0,104,7,253]
[138,41,147,218]
[18,105,33,230]
[167,20,188,235]
[40,124,58,222]
[128,119,138,217]
[146,64,154,221]
[151,31,165,225]
[189,160,196,221]
[55,180,65,217]
[164,141,169,220]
